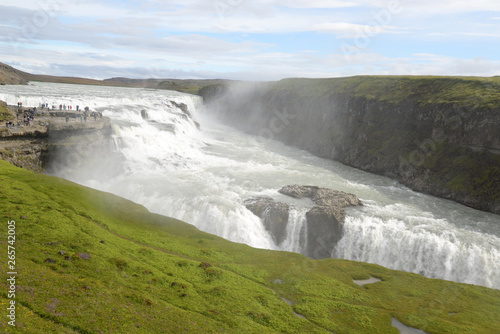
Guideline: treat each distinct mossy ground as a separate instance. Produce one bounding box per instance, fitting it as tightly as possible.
[273,76,500,107]
[0,104,13,122]
[0,160,499,333]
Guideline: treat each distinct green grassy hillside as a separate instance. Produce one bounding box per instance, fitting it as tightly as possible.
[1,160,499,333]
[272,76,500,107]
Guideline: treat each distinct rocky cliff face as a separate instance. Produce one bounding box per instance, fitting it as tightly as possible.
[44,117,115,174]
[200,77,500,214]
[0,104,113,173]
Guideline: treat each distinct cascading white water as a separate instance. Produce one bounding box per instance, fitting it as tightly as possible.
[335,202,500,288]
[1,82,499,289]
[280,207,308,253]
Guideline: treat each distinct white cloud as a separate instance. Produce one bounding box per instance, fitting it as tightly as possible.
[313,22,397,38]
[264,0,359,9]
[463,32,500,38]
[1,0,500,80]
[355,0,500,15]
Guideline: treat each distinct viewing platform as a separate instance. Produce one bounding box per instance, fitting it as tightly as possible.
[1,105,110,138]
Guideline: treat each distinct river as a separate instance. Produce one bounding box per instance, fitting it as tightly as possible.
[1,82,499,289]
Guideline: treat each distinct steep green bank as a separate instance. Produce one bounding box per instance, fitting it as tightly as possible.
[0,101,13,122]
[1,160,500,333]
[199,76,500,214]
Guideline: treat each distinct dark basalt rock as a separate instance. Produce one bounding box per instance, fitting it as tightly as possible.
[171,101,191,117]
[281,185,362,259]
[246,185,362,259]
[279,185,362,223]
[244,197,290,246]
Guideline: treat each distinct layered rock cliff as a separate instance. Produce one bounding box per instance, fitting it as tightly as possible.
[200,76,500,214]
[0,104,113,173]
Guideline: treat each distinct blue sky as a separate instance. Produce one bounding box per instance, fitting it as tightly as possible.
[1,0,499,80]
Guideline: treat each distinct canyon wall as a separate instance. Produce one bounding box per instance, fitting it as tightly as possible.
[199,76,500,214]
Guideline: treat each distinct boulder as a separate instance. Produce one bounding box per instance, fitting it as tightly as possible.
[280,185,362,258]
[171,101,191,117]
[305,206,344,259]
[76,253,91,260]
[279,185,362,222]
[244,197,290,246]
[246,185,362,259]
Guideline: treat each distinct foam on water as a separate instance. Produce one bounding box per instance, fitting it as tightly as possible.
[336,203,500,288]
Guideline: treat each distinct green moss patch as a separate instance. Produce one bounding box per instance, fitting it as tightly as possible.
[0,160,499,333]
[0,103,13,122]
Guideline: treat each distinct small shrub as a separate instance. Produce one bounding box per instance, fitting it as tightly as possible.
[176,260,188,267]
[138,248,152,255]
[171,282,187,289]
[205,268,222,280]
[246,311,270,325]
[109,257,128,270]
[256,295,268,306]
[210,286,225,296]
[199,262,212,269]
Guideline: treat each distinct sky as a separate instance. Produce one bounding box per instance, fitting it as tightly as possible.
[1,0,500,80]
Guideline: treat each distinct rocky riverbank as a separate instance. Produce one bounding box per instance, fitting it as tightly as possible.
[200,77,500,215]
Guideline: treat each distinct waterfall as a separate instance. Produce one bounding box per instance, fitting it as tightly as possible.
[279,207,308,253]
[335,203,500,288]
[1,82,499,289]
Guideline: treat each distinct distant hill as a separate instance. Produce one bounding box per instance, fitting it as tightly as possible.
[0,62,231,94]
[0,62,28,85]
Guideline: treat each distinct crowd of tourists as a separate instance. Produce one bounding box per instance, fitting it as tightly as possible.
[5,102,103,128]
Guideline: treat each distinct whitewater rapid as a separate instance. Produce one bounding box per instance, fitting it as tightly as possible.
[1,82,499,289]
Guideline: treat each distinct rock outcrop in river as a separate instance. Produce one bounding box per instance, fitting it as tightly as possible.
[245,185,362,259]
[200,77,500,214]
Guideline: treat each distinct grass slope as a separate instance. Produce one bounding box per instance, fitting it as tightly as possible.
[0,102,13,122]
[273,76,500,107]
[0,160,499,333]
